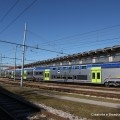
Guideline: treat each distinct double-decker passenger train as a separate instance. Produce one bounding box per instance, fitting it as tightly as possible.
[1,62,120,87]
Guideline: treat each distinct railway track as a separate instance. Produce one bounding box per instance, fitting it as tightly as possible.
[28,80,120,91]
[0,87,40,120]
[0,78,120,99]
[1,77,120,91]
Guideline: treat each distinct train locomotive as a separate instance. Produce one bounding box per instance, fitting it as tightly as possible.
[1,62,120,87]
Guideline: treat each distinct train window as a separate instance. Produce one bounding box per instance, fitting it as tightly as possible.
[58,67,60,70]
[45,73,46,77]
[63,76,66,79]
[48,73,49,77]
[52,75,55,79]
[68,76,72,79]
[81,65,86,69]
[73,75,76,79]
[68,66,72,70]
[63,67,67,70]
[29,72,31,75]
[74,66,79,69]
[51,75,53,79]
[97,73,100,79]
[52,68,56,70]
[77,75,87,80]
[40,72,43,75]
[57,75,60,79]
[92,73,95,79]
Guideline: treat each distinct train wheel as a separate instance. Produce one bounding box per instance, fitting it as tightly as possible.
[104,82,110,87]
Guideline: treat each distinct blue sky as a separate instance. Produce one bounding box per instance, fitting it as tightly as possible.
[0,0,120,67]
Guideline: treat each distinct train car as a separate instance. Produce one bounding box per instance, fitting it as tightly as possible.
[41,62,120,86]
[0,70,6,78]
[33,66,50,81]
[14,69,21,79]
[6,70,13,79]
[9,70,14,79]
[94,62,120,86]
[10,68,34,80]
[49,65,91,83]
[5,70,11,78]
[0,69,11,78]
[24,68,34,80]
[5,62,120,87]
[33,65,91,83]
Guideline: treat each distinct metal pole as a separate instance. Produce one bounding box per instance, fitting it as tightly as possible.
[21,23,27,87]
[14,46,17,81]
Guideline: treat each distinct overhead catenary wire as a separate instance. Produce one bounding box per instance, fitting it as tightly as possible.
[1,30,120,65]
[0,36,119,58]
[27,24,120,47]
[1,24,120,67]
[61,39,120,52]
[56,36,120,50]
[0,0,19,23]
[27,26,120,54]
[2,56,36,62]
[0,36,119,61]
[1,62,21,66]
[0,0,38,34]
[1,25,120,54]
[0,39,68,55]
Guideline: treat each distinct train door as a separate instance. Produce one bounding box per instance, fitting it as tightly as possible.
[44,69,50,81]
[11,71,14,79]
[5,71,6,77]
[24,70,27,79]
[91,67,101,83]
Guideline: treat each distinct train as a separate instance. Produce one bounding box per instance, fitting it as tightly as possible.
[1,62,120,87]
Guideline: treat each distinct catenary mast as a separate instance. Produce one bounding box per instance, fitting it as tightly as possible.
[21,23,27,87]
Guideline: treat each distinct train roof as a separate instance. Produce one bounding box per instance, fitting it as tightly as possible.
[34,66,50,70]
[36,62,120,69]
[24,68,34,70]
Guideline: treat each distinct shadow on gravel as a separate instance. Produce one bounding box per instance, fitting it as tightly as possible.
[0,86,42,120]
